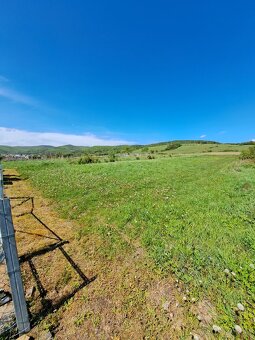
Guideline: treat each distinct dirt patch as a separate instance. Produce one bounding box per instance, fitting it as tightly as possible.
[191,299,216,325]
[147,278,177,308]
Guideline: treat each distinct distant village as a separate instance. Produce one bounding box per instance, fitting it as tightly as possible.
[1,154,41,161]
[0,153,71,161]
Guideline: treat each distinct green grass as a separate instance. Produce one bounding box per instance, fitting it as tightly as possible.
[142,142,250,154]
[6,155,255,334]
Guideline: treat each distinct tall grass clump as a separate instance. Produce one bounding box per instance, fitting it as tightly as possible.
[240,146,255,160]
[78,155,99,164]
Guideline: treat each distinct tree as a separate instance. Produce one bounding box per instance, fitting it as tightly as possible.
[165,143,181,151]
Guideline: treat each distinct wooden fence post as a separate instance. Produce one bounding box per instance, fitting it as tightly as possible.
[0,198,30,335]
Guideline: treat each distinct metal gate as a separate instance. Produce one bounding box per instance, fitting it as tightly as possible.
[0,165,30,337]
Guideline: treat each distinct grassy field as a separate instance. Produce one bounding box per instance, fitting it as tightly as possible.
[6,155,255,336]
[163,143,249,154]
[1,141,252,158]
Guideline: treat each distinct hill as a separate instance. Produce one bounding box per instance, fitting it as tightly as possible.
[0,140,254,157]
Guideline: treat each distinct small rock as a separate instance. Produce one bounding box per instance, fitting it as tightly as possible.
[183,296,187,302]
[212,325,221,333]
[224,268,230,275]
[237,303,245,311]
[250,263,255,269]
[191,297,196,303]
[162,301,170,311]
[234,325,242,334]
[231,271,236,277]
[197,315,202,322]
[175,302,179,308]
[169,312,174,319]
[193,335,200,340]
[0,290,12,306]
[26,286,35,299]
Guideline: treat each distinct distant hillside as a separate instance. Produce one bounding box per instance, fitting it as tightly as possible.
[147,139,220,147]
[0,144,141,156]
[0,140,254,157]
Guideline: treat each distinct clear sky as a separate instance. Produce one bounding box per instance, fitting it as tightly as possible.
[0,0,254,146]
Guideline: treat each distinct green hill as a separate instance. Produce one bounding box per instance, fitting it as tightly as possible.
[0,140,254,157]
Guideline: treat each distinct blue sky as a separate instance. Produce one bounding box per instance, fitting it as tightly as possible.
[0,0,254,146]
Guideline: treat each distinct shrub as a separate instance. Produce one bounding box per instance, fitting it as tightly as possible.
[240,146,255,160]
[109,154,116,162]
[165,143,181,151]
[147,155,155,160]
[78,155,97,164]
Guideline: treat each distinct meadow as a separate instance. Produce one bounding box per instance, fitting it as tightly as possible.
[6,154,255,336]
[137,142,250,155]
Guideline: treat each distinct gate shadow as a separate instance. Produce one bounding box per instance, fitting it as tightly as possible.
[3,174,21,186]
[9,196,96,330]
[19,241,96,328]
